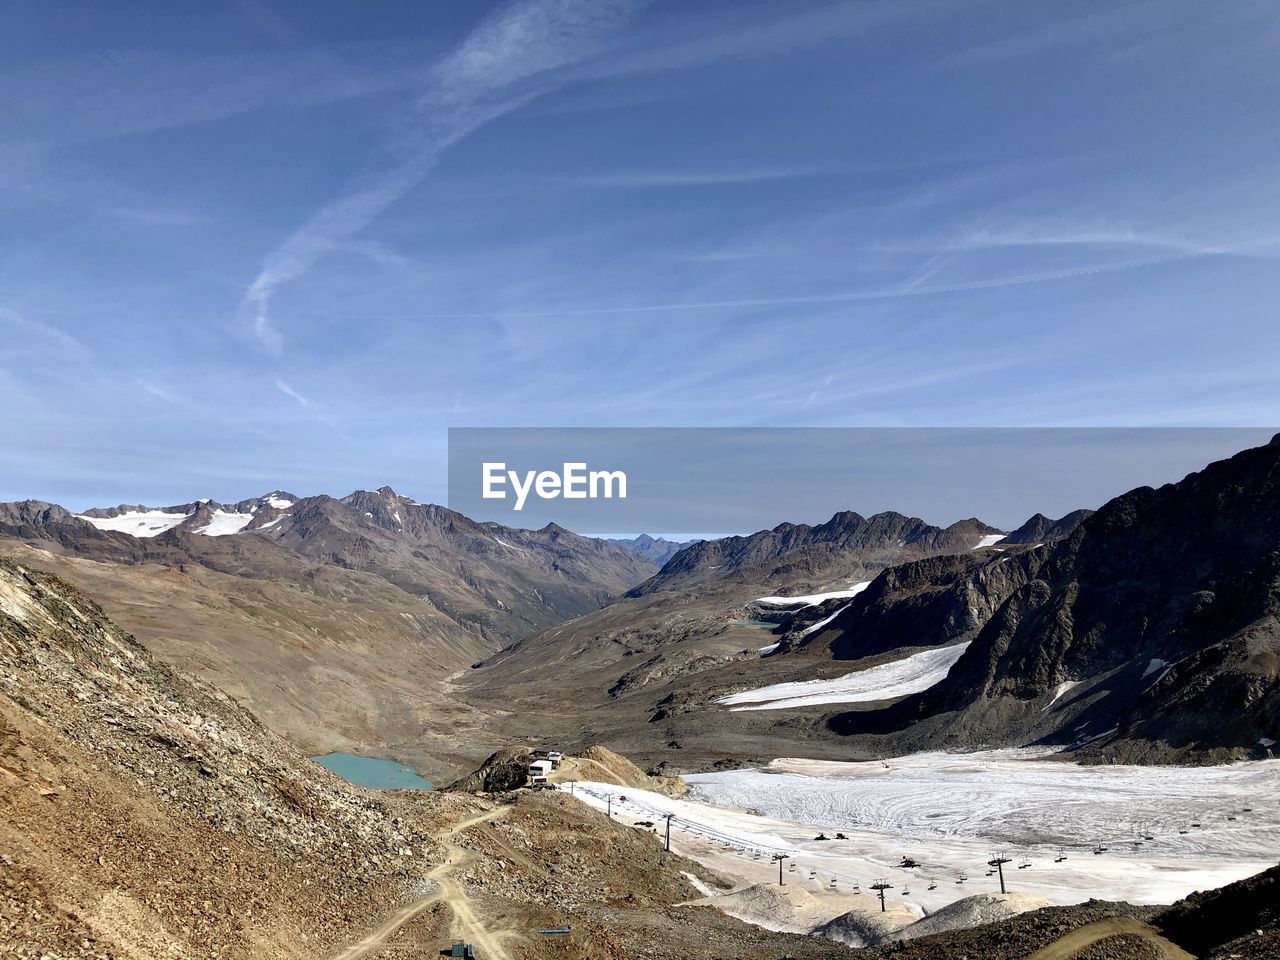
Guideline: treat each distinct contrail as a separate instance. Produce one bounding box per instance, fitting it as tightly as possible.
[353,249,1220,320]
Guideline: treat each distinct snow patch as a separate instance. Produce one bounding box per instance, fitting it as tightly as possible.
[76,509,189,537]
[801,601,854,637]
[1142,658,1171,678]
[1046,680,1080,710]
[194,510,254,537]
[973,534,1006,549]
[758,642,781,656]
[719,643,970,711]
[757,581,871,608]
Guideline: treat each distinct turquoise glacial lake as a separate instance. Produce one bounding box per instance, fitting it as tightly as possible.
[311,752,433,790]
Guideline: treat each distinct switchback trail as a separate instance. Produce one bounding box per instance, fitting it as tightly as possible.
[330,804,514,960]
[1026,917,1195,960]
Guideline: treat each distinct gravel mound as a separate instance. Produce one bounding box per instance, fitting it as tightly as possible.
[887,892,1052,943]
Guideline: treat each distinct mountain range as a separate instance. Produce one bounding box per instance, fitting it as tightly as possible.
[605,533,697,566]
[3,436,1279,776]
[827,432,1280,764]
[0,487,655,779]
[459,437,1280,771]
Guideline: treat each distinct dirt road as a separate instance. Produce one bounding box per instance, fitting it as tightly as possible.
[1027,917,1195,960]
[331,805,514,960]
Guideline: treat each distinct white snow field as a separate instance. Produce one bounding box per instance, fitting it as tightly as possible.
[973,533,1006,549]
[76,509,189,537]
[567,751,1279,939]
[756,581,871,608]
[193,510,255,536]
[77,496,295,538]
[718,643,970,711]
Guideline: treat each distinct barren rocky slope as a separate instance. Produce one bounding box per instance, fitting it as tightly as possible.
[0,554,447,957]
[0,554,884,959]
[0,488,655,781]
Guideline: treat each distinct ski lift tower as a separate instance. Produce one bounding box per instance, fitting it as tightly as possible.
[772,853,788,886]
[870,878,894,913]
[988,851,1012,895]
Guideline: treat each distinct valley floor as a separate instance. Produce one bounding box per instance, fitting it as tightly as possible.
[566,749,1280,937]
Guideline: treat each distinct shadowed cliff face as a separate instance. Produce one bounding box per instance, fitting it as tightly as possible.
[787,550,1041,660]
[829,434,1280,764]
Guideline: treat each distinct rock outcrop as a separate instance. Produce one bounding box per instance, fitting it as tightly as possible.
[829,434,1280,763]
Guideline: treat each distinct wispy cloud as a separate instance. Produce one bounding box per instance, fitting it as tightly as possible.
[350,248,1223,319]
[273,376,353,442]
[579,0,958,79]
[569,165,830,187]
[110,205,210,227]
[273,377,311,407]
[242,0,640,353]
[0,306,91,354]
[137,379,178,403]
[940,5,1149,68]
[944,222,1232,256]
[2,45,426,148]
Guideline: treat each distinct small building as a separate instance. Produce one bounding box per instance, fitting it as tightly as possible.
[528,759,553,784]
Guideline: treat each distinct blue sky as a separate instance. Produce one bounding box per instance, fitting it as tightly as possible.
[2,0,1279,512]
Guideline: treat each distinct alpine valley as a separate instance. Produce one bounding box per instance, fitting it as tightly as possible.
[4,437,1280,959]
